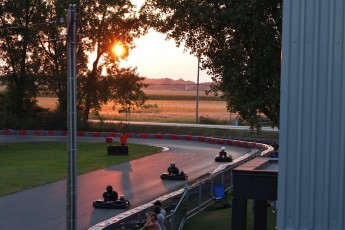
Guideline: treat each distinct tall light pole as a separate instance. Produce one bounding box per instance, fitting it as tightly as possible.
[66,4,77,230]
[195,57,200,124]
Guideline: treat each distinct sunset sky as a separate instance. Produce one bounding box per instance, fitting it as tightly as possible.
[120,29,212,83]
[118,0,213,83]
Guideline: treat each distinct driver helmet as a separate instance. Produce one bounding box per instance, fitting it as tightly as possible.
[170,162,175,167]
[106,185,113,192]
[120,195,124,200]
[221,147,226,151]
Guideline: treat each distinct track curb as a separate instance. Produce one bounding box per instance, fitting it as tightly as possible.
[0,129,272,152]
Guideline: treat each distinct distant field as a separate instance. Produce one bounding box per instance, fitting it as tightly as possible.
[145,90,207,96]
[101,99,233,123]
[144,90,223,101]
[36,90,236,124]
[37,97,58,110]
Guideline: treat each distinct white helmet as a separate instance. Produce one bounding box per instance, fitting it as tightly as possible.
[221,147,226,151]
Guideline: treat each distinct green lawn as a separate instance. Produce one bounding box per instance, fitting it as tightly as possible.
[0,141,162,196]
[184,194,277,230]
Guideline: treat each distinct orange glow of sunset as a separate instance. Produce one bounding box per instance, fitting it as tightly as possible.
[112,43,126,58]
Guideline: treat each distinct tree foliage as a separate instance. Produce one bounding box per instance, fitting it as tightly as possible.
[34,0,70,113]
[0,0,149,128]
[77,0,148,125]
[0,0,48,116]
[141,0,282,128]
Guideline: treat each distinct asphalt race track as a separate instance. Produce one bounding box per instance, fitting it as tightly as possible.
[0,135,250,230]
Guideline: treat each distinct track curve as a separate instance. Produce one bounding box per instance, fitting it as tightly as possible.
[0,135,251,230]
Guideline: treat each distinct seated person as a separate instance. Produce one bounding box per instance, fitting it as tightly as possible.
[167,162,179,175]
[219,147,227,158]
[103,185,118,202]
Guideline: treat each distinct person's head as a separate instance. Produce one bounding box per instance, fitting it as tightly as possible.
[170,162,175,167]
[120,194,124,199]
[150,213,158,221]
[221,147,226,151]
[153,200,162,207]
[106,185,113,192]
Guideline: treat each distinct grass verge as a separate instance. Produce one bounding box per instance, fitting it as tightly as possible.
[0,141,162,196]
[184,194,277,230]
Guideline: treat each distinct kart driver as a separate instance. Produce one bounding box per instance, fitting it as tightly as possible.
[219,147,227,158]
[167,162,179,175]
[103,185,118,202]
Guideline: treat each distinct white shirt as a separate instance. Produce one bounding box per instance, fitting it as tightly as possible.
[160,207,166,217]
[156,213,166,230]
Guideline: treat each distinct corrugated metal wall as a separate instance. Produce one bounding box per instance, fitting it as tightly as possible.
[278,0,345,229]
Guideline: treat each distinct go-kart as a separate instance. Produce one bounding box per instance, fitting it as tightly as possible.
[215,155,233,162]
[93,198,130,209]
[160,171,188,180]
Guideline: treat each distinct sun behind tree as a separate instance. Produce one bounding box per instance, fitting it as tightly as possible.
[112,43,126,58]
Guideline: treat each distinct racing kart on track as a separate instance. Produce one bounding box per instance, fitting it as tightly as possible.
[215,155,233,162]
[93,198,130,209]
[160,171,188,180]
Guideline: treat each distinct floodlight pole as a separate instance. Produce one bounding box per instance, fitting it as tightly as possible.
[195,57,200,124]
[67,4,77,230]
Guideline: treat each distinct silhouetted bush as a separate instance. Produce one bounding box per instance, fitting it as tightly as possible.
[198,116,228,125]
[0,109,67,130]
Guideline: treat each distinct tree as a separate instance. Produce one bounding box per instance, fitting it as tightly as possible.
[141,0,282,128]
[0,0,48,116]
[77,0,148,125]
[1,0,149,128]
[106,66,148,121]
[34,0,77,114]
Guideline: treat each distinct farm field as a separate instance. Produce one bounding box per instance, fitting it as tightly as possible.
[101,99,232,123]
[36,90,236,124]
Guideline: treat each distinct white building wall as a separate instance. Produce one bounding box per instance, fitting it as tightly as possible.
[278,0,345,229]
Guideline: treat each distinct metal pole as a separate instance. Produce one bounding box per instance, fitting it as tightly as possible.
[195,57,200,124]
[170,210,175,230]
[67,4,77,230]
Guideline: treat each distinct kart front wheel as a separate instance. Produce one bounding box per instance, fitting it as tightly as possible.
[160,174,167,180]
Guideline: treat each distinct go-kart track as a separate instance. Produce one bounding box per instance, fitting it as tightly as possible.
[0,133,260,230]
